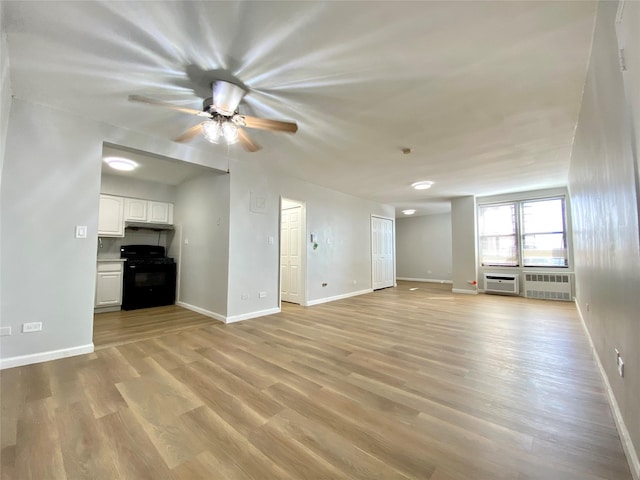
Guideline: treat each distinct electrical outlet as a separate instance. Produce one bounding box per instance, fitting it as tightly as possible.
[22,322,42,333]
[241,292,249,300]
[0,326,11,336]
[259,291,267,298]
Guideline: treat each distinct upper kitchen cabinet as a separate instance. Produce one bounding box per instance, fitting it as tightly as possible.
[124,197,147,222]
[148,201,173,224]
[124,198,174,224]
[98,194,125,237]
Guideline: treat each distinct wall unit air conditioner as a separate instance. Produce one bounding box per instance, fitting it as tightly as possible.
[523,272,572,301]
[484,273,519,295]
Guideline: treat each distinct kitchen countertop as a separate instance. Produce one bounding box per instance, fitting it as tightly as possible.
[97,258,127,262]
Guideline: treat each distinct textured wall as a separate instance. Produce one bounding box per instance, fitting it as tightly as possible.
[568,0,640,471]
[396,213,452,282]
[175,174,230,318]
[226,158,395,318]
[451,196,477,293]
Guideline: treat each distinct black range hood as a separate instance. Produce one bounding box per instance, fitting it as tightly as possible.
[125,221,174,231]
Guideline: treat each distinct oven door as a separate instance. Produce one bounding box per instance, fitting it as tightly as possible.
[122,262,176,311]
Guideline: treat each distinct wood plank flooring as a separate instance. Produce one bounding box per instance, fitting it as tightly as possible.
[1,282,632,479]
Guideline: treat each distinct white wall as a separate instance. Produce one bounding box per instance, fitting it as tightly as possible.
[0,16,12,342]
[226,158,394,320]
[0,97,225,367]
[0,27,10,183]
[569,1,640,473]
[451,196,477,293]
[100,174,176,203]
[1,99,103,364]
[396,213,452,282]
[174,173,230,320]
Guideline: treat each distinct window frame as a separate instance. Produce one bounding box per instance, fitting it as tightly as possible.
[478,196,569,269]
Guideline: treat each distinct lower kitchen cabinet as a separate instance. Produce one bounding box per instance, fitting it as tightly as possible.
[95,261,124,312]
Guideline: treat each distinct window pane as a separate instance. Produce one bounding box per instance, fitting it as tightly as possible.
[480,235,518,266]
[521,198,567,267]
[522,233,567,266]
[479,204,518,266]
[479,204,516,235]
[522,199,564,233]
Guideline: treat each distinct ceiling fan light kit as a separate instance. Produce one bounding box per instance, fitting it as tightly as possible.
[201,118,240,145]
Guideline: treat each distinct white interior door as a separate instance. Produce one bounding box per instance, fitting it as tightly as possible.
[281,205,302,304]
[372,216,395,290]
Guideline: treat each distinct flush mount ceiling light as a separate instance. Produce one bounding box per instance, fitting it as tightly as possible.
[104,157,138,171]
[402,209,416,215]
[411,181,434,190]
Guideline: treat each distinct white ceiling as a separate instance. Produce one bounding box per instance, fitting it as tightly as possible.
[102,144,222,186]
[2,1,597,215]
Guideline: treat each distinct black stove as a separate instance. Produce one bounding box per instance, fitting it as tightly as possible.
[125,257,176,266]
[120,245,176,310]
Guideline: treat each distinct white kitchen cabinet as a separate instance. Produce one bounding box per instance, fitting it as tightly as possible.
[148,201,173,224]
[98,195,125,237]
[123,198,173,224]
[124,197,148,222]
[95,261,124,311]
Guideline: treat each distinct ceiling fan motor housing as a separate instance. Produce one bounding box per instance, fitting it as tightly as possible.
[211,80,247,116]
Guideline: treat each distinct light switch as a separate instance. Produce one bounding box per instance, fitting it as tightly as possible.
[268,236,274,245]
[75,225,87,239]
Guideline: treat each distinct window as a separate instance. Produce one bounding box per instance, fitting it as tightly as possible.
[478,204,518,266]
[478,197,568,268]
[521,198,567,267]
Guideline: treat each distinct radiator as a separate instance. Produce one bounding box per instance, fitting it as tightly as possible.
[523,272,572,301]
[484,273,519,295]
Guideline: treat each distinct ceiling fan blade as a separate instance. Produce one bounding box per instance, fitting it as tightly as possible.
[128,95,204,116]
[238,128,261,152]
[240,115,298,134]
[174,123,205,143]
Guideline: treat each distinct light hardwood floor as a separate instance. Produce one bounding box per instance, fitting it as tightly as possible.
[1,282,632,479]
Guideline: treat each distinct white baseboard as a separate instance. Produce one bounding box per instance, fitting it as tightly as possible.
[226,307,280,323]
[0,343,94,370]
[306,288,373,306]
[452,288,478,295]
[397,277,453,284]
[177,301,281,324]
[575,301,640,480]
[176,301,226,323]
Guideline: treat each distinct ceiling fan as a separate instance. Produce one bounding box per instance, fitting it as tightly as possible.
[128,81,298,152]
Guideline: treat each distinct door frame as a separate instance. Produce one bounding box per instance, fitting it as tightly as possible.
[371,214,397,290]
[279,197,308,306]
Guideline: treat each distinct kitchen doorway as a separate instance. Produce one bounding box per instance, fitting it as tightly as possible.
[280,198,307,305]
